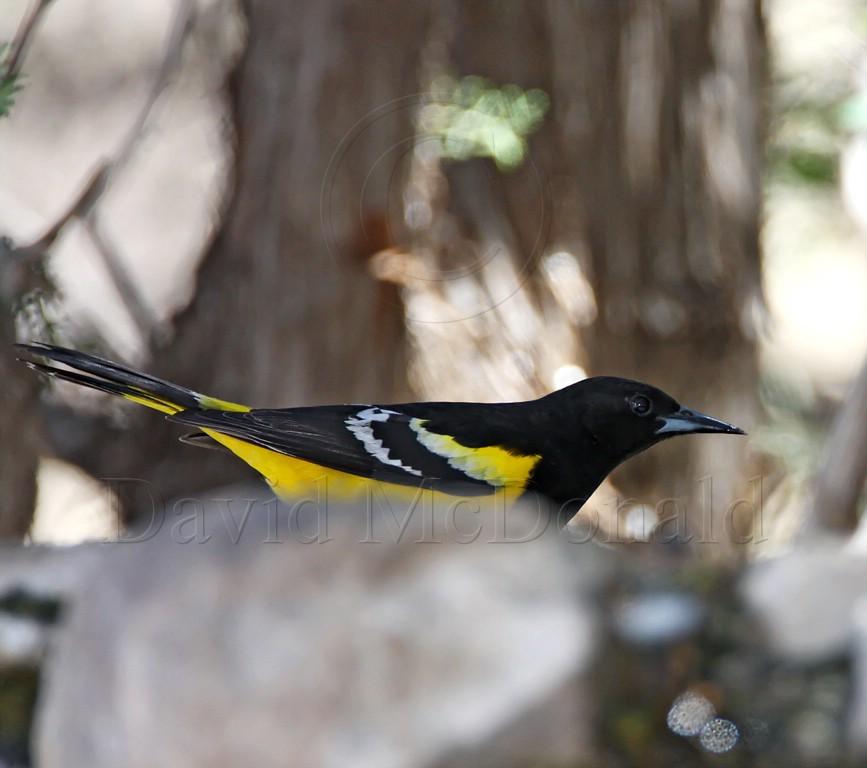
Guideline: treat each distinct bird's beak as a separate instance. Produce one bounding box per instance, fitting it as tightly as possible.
[655,407,746,436]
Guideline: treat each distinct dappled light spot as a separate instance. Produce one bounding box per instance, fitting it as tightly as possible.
[552,364,586,390]
[31,459,118,544]
[666,691,715,737]
[623,503,656,542]
[419,75,549,170]
[699,717,740,753]
[613,592,704,646]
[540,250,597,326]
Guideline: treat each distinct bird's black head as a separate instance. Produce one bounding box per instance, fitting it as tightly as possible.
[524,376,745,513]
[551,376,745,463]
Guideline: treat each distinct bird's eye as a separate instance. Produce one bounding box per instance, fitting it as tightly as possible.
[630,394,652,416]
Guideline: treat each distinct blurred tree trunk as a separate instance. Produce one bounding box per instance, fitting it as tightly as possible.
[48,0,765,551]
[0,309,39,538]
[55,0,426,511]
[402,0,765,550]
[399,2,588,404]
[560,0,765,551]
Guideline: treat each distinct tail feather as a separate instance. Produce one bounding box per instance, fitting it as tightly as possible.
[21,359,178,414]
[16,343,248,415]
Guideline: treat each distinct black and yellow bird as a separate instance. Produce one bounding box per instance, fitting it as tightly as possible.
[18,343,745,518]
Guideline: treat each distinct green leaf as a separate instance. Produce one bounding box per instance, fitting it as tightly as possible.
[423,76,550,171]
[0,75,21,119]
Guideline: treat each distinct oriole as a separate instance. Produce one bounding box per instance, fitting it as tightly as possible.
[18,343,745,517]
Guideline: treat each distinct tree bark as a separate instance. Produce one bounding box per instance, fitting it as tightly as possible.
[399,0,765,549]
[47,0,765,552]
[561,0,766,550]
[56,0,427,511]
[398,2,586,404]
[0,308,39,538]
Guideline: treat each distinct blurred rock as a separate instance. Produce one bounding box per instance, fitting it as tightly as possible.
[0,544,104,601]
[846,594,867,756]
[744,546,867,759]
[34,498,599,768]
[0,615,47,670]
[743,547,867,661]
[19,495,867,766]
[0,546,88,763]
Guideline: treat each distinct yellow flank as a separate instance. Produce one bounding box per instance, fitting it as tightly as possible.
[409,418,539,487]
[204,430,378,499]
[202,429,531,505]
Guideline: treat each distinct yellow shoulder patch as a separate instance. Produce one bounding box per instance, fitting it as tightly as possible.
[409,418,539,488]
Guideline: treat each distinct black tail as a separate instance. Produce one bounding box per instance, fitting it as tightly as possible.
[17,342,204,415]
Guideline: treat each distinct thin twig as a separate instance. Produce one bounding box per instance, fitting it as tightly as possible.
[84,217,164,348]
[13,166,108,262]
[19,0,194,255]
[4,0,53,82]
[103,0,194,188]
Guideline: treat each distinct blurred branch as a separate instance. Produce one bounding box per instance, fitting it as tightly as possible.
[84,218,165,347]
[7,0,194,346]
[109,0,194,177]
[4,0,53,83]
[11,167,108,265]
[807,356,867,534]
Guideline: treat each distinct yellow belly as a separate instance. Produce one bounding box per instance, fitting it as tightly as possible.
[203,429,550,543]
[203,429,526,505]
[203,430,381,498]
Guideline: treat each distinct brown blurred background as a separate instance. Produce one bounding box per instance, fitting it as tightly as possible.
[3,2,867,766]
[2,0,865,552]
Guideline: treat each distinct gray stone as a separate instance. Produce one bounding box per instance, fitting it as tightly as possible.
[34,497,598,768]
[743,546,867,661]
[742,545,867,757]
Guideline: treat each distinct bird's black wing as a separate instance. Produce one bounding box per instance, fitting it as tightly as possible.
[169,403,538,496]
